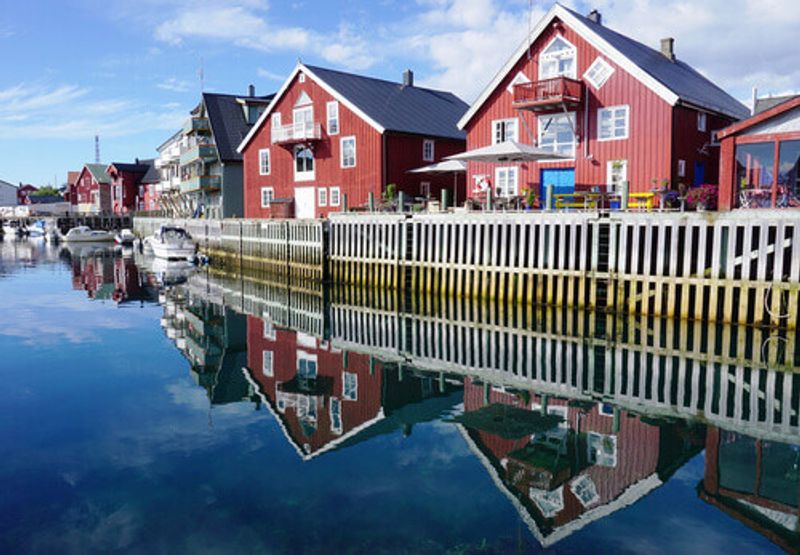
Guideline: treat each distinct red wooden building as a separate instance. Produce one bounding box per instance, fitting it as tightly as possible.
[717,96,800,210]
[74,164,111,213]
[65,171,79,208]
[239,63,468,219]
[457,5,748,202]
[107,161,150,214]
[16,184,37,205]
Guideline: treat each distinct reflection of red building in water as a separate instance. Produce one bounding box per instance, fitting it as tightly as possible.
[69,249,154,304]
[699,427,800,553]
[244,315,461,460]
[460,378,702,546]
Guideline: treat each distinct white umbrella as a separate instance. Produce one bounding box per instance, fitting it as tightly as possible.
[445,141,569,163]
[407,159,466,174]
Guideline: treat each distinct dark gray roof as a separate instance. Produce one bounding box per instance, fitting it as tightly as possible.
[139,159,160,184]
[563,6,749,120]
[110,162,150,174]
[755,94,799,114]
[305,65,468,140]
[204,92,275,162]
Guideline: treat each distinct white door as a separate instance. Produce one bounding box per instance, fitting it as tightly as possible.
[294,186,316,219]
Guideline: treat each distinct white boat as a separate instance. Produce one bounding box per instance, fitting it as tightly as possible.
[26,220,47,238]
[115,228,136,245]
[64,226,115,243]
[2,221,23,237]
[145,225,196,260]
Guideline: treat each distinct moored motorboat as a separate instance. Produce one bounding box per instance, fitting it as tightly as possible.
[64,226,115,243]
[26,220,47,238]
[115,228,136,245]
[145,225,196,260]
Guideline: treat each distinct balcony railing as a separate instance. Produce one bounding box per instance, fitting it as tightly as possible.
[512,77,583,112]
[271,122,322,145]
[179,143,217,166]
[183,117,211,134]
[180,175,221,194]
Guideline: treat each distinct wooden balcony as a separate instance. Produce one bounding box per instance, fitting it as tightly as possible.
[271,122,322,146]
[512,77,583,112]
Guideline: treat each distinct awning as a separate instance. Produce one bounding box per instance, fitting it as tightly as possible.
[407,159,467,174]
[445,141,570,163]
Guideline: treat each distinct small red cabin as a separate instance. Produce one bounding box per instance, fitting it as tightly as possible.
[239,63,468,219]
[74,164,111,213]
[717,96,800,210]
[457,5,748,203]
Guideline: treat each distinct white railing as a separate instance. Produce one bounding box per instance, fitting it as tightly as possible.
[271,121,322,144]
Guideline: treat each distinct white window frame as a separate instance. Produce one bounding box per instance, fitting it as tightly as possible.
[298,72,306,83]
[506,71,531,94]
[260,186,274,208]
[326,101,339,135]
[329,397,342,435]
[262,315,276,340]
[597,105,630,141]
[678,159,686,177]
[329,186,341,207]
[606,160,628,193]
[492,118,518,144]
[343,371,358,401]
[538,34,577,80]
[262,350,274,377]
[697,112,707,132]
[318,187,328,207]
[271,112,281,129]
[584,57,615,90]
[293,146,315,182]
[538,112,576,158]
[494,167,519,198]
[422,139,435,162]
[340,136,356,168]
[258,148,270,176]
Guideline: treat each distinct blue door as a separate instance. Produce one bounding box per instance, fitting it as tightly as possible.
[540,168,575,199]
[694,161,705,186]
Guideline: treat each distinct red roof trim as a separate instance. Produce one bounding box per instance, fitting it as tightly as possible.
[717,96,800,140]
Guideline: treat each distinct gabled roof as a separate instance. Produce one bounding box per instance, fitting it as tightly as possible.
[239,63,469,152]
[755,94,799,115]
[458,3,748,129]
[139,159,160,184]
[84,164,110,184]
[203,92,275,162]
[717,96,800,140]
[108,162,150,174]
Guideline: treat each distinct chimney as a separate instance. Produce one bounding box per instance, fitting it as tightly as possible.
[248,83,255,97]
[751,86,758,116]
[403,69,414,87]
[587,9,602,25]
[660,37,675,61]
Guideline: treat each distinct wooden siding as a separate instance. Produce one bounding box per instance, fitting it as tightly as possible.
[385,133,466,201]
[465,18,675,197]
[242,71,384,219]
[671,106,732,187]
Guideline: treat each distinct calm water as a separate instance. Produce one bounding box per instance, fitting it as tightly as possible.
[0,238,797,554]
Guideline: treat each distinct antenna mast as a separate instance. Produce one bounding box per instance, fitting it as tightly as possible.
[94,135,100,164]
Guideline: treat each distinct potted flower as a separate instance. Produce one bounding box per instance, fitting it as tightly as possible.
[523,186,539,210]
[686,184,718,211]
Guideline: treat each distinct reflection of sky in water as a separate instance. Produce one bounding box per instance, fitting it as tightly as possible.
[0,253,787,554]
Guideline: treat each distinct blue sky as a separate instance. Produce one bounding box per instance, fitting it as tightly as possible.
[1,0,798,186]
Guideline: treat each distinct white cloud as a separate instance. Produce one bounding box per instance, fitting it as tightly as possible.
[257,68,286,82]
[156,77,192,93]
[0,82,185,140]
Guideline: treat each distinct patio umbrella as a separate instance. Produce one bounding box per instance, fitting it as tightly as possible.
[407,159,466,205]
[445,141,569,163]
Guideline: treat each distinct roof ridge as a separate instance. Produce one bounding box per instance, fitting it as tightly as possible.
[304,63,464,99]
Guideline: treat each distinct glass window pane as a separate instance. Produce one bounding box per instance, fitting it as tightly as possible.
[778,140,800,207]
[736,142,775,208]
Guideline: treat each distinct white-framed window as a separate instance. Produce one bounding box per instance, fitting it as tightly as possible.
[293,105,314,138]
[298,72,306,83]
[584,57,614,90]
[262,350,274,377]
[329,186,341,207]
[697,112,707,132]
[539,35,577,79]
[587,432,617,467]
[297,350,317,379]
[494,167,519,198]
[598,105,629,141]
[492,118,518,144]
[506,71,531,94]
[326,101,339,135]
[423,139,435,162]
[538,112,576,157]
[606,160,628,193]
[678,159,686,177]
[271,112,281,129]
[341,136,356,168]
[262,314,276,340]
[343,371,358,401]
[420,181,431,197]
[294,146,314,181]
[258,148,270,175]
[318,187,328,207]
[330,398,342,434]
[260,186,274,208]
